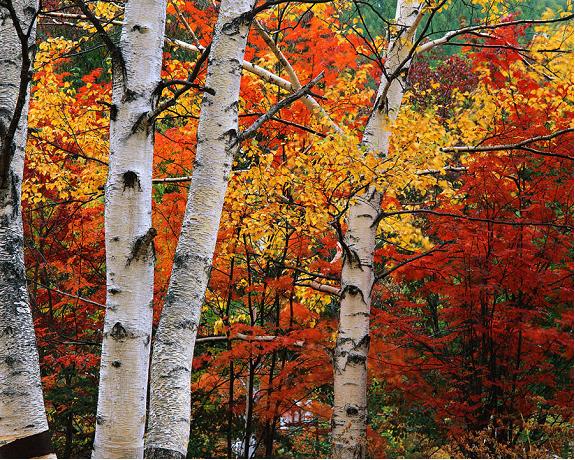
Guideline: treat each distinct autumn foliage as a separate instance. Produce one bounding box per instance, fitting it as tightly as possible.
[18,0,573,457]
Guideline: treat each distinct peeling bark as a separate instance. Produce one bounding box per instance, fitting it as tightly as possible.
[144,1,257,457]
[92,1,167,457]
[331,1,420,457]
[0,1,55,457]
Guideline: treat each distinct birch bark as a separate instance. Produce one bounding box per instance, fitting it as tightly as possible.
[91,1,167,457]
[145,1,256,457]
[331,1,420,457]
[0,1,55,457]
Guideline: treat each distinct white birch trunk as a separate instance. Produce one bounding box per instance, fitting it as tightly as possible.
[0,1,55,457]
[145,1,256,457]
[92,1,167,458]
[331,1,420,457]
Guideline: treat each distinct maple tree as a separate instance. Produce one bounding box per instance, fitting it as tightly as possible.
[0,0,572,458]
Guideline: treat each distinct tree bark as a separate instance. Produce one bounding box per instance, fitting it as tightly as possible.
[331,1,420,457]
[0,1,55,457]
[92,1,167,457]
[145,1,256,457]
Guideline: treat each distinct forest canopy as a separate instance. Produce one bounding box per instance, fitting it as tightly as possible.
[0,0,573,458]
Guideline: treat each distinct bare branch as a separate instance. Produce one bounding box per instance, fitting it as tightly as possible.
[374,240,454,282]
[441,128,574,161]
[416,14,575,55]
[35,283,105,308]
[374,209,573,230]
[237,72,324,143]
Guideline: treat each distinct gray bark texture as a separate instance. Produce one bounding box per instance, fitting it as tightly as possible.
[331,0,420,457]
[145,0,257,457]
[91,0,167,457]
[0,1,54,457]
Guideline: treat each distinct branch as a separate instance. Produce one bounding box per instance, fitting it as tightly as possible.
[249,0,333,18]
[40,11,122,26]
[237,72,324,143]
[374,209,573,230]
[374,0,446,113]
[170,0,203,49]
[195,334,304,347]
[71,0,124,72]
[254,20,341,133]
[297,280,340,295]
[142,43,212,126]
[374,240,453,282]
[416,166,467,175]
[440,128,574,160]
[0,0,35,188]
[415,14,575,55]
[167,37,295,92]
[35,283,105,308]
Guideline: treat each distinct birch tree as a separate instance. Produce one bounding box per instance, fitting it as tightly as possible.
[331,0,421,457]
[0,0,54,457]
[144,1,257,457]
[82,0,168,457]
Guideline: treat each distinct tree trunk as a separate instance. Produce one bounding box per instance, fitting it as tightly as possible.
[0,1,55,457]
[331,1,420,457]
[92,1,167,457]
[145,1,256,457]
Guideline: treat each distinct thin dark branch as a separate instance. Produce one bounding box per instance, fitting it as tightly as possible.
[237,72,324,143]
[0,0,35,188]
[441,128,574,160]
[374,240,454,282]
[374,209,573,230]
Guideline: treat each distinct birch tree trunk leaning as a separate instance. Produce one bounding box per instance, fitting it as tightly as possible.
[91,1,167,457]
[331,1,420,457]
[145,1,256,457]
[0,1,55,458]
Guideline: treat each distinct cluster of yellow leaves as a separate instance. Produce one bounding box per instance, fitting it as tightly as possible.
[24,37,109,205]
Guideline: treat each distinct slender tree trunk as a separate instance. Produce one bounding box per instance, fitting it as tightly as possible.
[92,1,167,457]
[0,1,55,457]
[145,1,256,457]
[331,1,420,457]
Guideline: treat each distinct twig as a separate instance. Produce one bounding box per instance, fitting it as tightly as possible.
[440,128,574,161]
[373,209,573,230]
[34,283,105,308]
[237,72,324,143]
[374,240,453,281]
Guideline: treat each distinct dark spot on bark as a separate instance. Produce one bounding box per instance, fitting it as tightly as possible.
[131,24,147,33]
[122,171,141,191]
[357,334,370,349]
[24,424,35,428]
[167,365,189,376]
[112,236,120,242]
[347,285,360,295]
[176,319,196,330]
[122,89,138,102]
[110,322,128,340]
[5,356,15,366]
[110,104,118,121]
[111,361,121,368]
[346,405,359,416]
[221,19,241,36]
[144,447,185,459]
[96,416,104,425]
[173,252,186,270]
[347,352,366,365]
[108,287,121,294]
[225,100,238,114]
